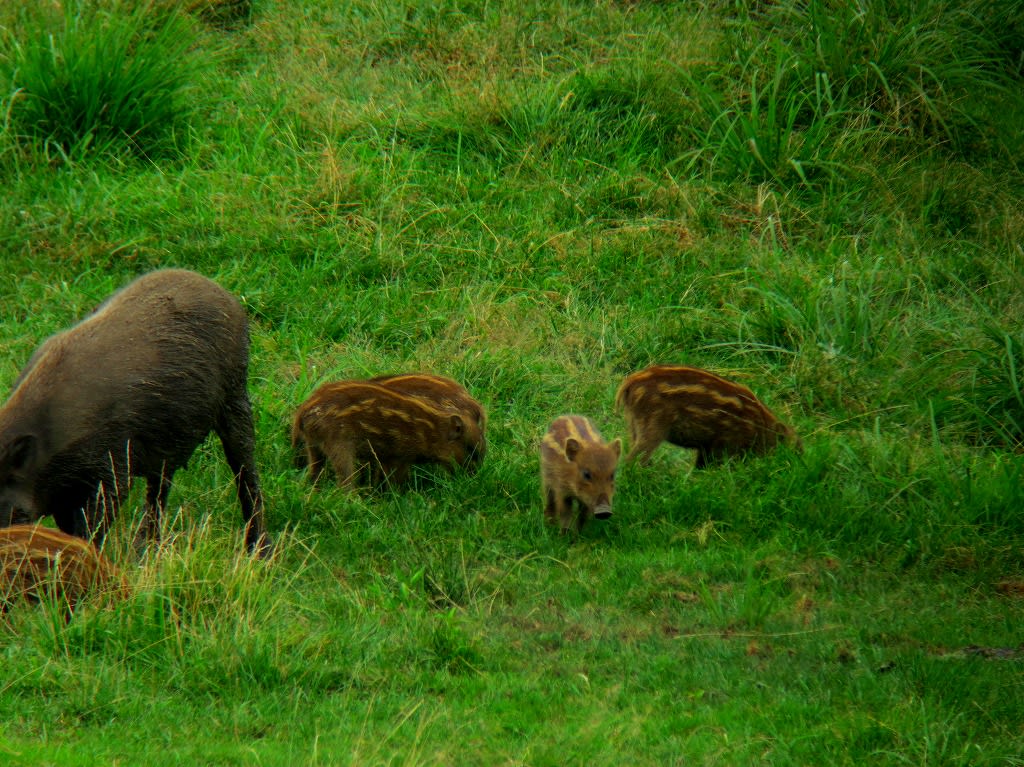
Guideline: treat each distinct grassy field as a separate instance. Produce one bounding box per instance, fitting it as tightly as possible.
[0,0,1022,764]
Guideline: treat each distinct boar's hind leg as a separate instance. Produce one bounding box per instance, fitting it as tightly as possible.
[216,395,270,555]
[135,467,173,549]
[305,443,327,484]
[323,442,358,488]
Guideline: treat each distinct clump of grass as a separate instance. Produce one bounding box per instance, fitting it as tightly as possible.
[20,518,309,683]
[683,0,1023,189]
[742,258,909,366]
[680,40,858,186]
[937,324,1024,449]
[1,0,208,160]
[181,0,254,29]
[781,0,1021,158]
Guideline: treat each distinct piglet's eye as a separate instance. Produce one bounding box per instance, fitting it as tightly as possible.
[581,470,592,481]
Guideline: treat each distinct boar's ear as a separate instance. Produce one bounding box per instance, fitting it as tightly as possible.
[564,438,581,461]
[1,434,36,471]
[609,438,622,459]
[448,415,464,440]
[791,432,804,454]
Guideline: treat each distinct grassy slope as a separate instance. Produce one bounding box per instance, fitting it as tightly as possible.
[0,1,1022,764]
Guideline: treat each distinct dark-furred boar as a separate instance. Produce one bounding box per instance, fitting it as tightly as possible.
[540,415,621,533]
[615,364,800,468]
[0,269,269,554]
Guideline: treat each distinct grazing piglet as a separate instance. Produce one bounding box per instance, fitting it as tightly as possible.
[369,372,486,423]
[615,364,800,468]
[369,372,487,458]
[540,415,621,533]
[1,524,129,610]
[0,269,269,554]
[292,381,485,487]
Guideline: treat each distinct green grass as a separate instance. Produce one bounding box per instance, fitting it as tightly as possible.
[1,1,208,160]
[0,0,1022,764]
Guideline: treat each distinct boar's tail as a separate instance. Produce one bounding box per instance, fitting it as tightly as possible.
[290,411,308,469]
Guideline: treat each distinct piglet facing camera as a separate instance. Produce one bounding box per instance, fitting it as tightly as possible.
[540,415,621,533]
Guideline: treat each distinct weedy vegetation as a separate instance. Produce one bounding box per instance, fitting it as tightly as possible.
[0,0,1021,764]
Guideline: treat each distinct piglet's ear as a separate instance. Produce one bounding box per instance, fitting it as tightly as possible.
[1,434,36,471]
[609,438,622,459]
[448,415,464,440]
[564,438,581,462]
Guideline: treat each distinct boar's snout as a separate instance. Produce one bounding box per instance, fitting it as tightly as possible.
[466,444,486,473]
[593,504,613,520]
[0,502,36,529]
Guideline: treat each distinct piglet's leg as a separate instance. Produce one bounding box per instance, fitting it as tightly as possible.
[543,487,558,523]
[556,495,577,533]
[323,442,359,488]
[306,444,327,484]
[625,422,664,466]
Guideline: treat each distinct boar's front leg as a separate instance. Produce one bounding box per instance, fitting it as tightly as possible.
[379,460,410,487]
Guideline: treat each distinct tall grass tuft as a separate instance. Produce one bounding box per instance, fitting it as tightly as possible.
[180,0,254,29]
[781,0,1021,158]
[2,1,207,160]
[679,40,857,186]
[940,324,1024,448]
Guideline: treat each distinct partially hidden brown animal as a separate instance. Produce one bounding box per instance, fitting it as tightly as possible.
[369,372,487,451]
[615,364,801,468]
[292,381,485,487]
[540,415,621,533]
[0,525,129,611]
[0,269,270,555]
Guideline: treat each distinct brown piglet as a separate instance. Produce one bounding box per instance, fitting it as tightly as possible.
[540,415,621,533]
[292,381,485,488]
[369,373,486,458]
[1,524,129,612]
[615,364,800,468]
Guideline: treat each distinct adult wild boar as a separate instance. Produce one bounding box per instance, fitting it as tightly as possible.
[0,269,269,554]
